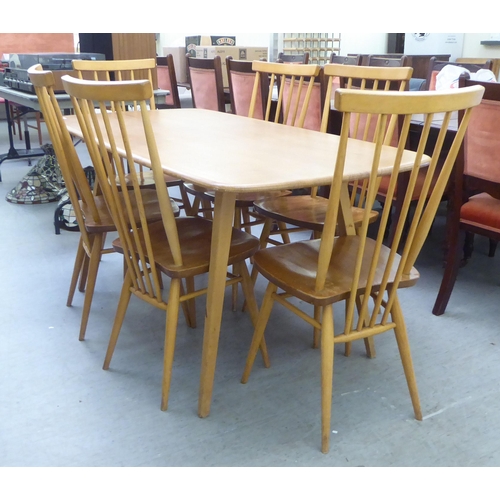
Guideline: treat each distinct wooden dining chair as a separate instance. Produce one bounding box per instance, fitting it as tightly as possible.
[433,79,500,316]
[72,57,190,214]
[241,84,485,454]
[61,74,266,411]
[226,56,269,118]
[253,63,413,252]
[185,54,226,112]
[425,56,493,91]
[156,54,182,109]
[277,52,309,64]
[28,64,167,341]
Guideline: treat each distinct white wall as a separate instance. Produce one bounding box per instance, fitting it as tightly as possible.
[462,33,500,59]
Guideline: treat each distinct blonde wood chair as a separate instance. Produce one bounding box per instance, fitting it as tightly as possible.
[253,64,413,250]
[28,64,167,341]
[61,75,266,411]
[241,84,485,453]
[72,58,190,213]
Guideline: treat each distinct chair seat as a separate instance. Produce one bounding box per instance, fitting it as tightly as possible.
[253,236,420,306]
[254,195,379,232]
[377,166,442,201]
[81,189,175,233]
[461,192,500,231]
[112,217,259,279]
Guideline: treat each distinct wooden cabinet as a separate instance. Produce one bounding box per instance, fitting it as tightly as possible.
[79,33,157,87]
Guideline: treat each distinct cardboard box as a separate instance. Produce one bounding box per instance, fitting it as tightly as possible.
[185,36,236,57]
[193,46,268,87]
[162,46,189,84]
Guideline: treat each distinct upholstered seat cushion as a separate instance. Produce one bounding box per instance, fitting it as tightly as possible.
[460,192,500,232]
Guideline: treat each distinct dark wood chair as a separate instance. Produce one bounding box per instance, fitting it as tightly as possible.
[156,54,181,109]
[433,78,500,316]
[185,54,226,112]
[426,56,493,90]
[330,54,361,65]
[277,52,309,64]
[367,55,409,67]
[226,56,269,118]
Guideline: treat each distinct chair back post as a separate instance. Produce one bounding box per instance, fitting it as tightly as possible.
[62,75,183,301]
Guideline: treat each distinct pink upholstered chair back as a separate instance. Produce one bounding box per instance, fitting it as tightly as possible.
[231,70,263,119]
[282,78,322,131]
[157,66,175,106]
[189,68,220,111]
[464,98,500,183]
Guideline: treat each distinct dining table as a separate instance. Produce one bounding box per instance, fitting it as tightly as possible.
[63,107,427,418]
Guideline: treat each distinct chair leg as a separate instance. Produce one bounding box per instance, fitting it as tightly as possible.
[320,304,335,454]
[103,271,133,370]
[391,295,422,421]
[79,234,103,341]
[161,278,181,411]
[184,276,197,328]
[489,239,498,258]
[67,237,86,307]
[237,261,270,368]
[313,306,321,349]
[433,229,464,316]
[241,282,277,383]
[78,252,90,293]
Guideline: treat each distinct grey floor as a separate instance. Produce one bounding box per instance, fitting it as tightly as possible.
[1,117,500,468]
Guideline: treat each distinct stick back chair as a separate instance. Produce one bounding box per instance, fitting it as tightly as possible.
[433,79,500,316]
[193,61,322,237]
[61,75,265,411]
[28,64,165,341]
[241,84,485,453]
[72,58,190,212]
[253,63,413,250]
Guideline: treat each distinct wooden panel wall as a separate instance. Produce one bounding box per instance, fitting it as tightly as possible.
[0,33,74,55]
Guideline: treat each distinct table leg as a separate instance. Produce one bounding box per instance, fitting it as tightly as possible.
[0,99,44,180]
[198,190,236,418]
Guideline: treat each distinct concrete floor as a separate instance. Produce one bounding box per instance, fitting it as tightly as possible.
[1,117,500,472]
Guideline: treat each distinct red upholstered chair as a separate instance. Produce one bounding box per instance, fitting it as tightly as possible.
[186,54,226,112]
[156,54,181,109]
[226,56,268,119]
[426,56,493,91]
[433,78,500,316]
